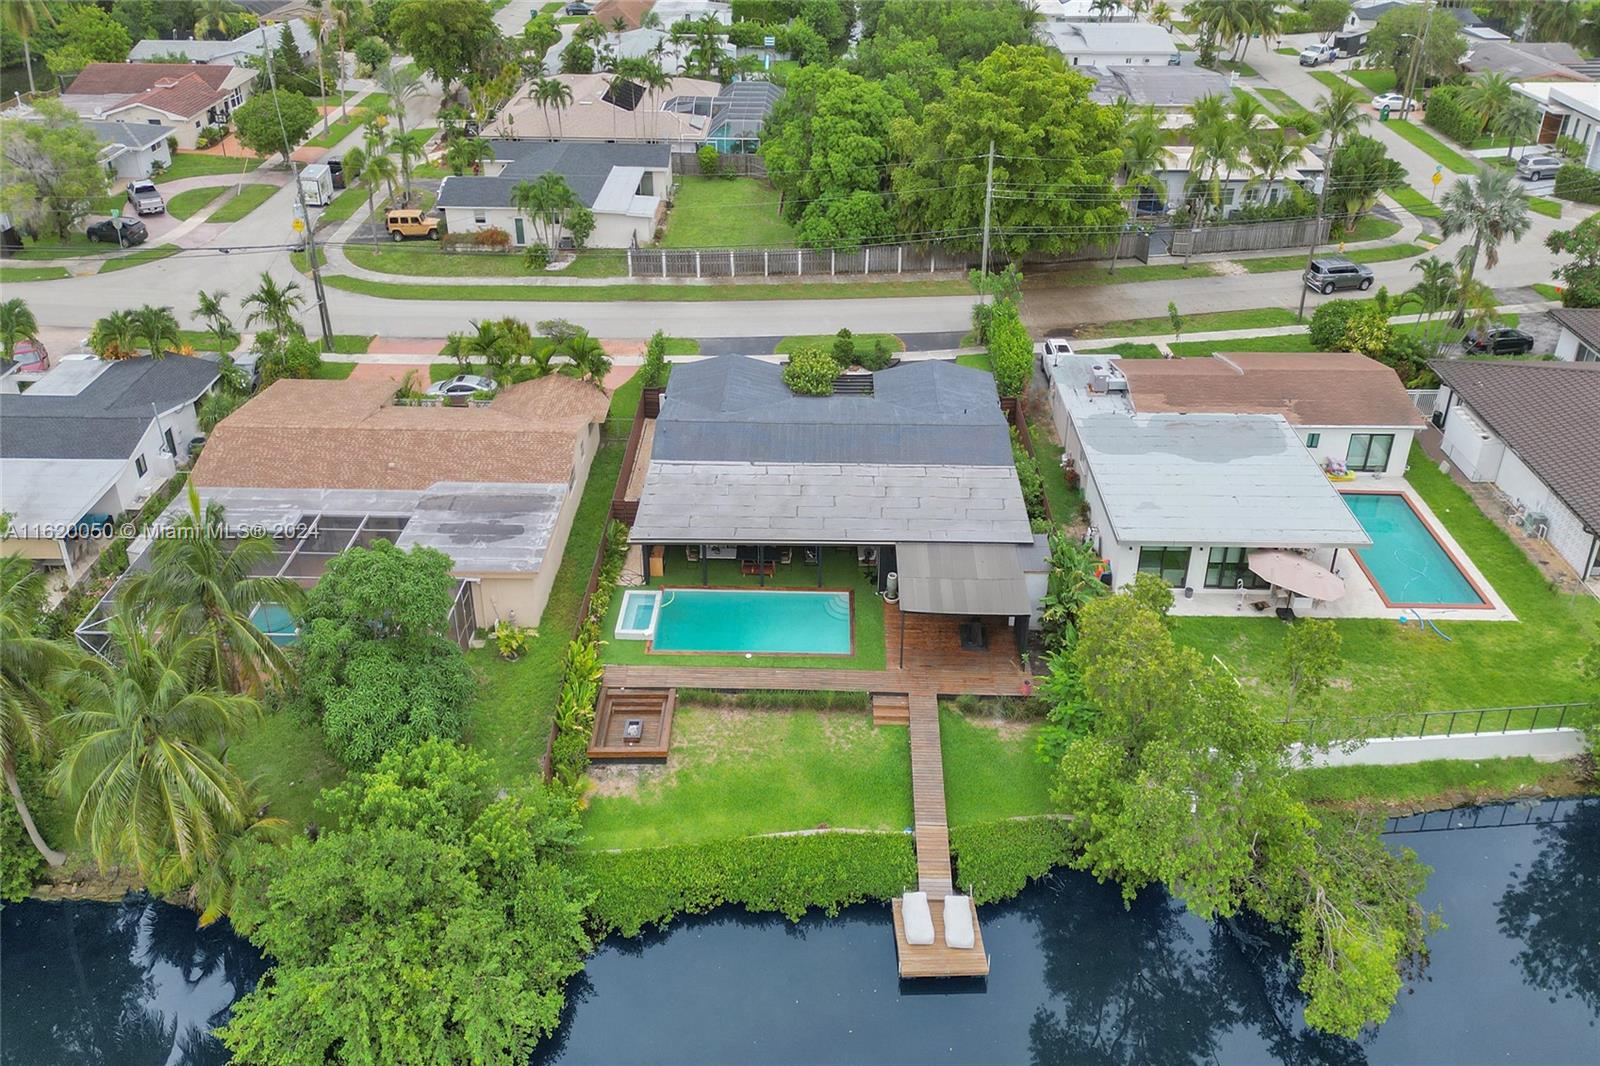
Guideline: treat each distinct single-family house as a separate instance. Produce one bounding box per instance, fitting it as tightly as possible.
[1046,21,1179,69]
[647,0,732,25]
[1038,0,1136,22]
[62,63,256,148]
[1151,143,1325,217]
[1085,65,1234,111]
[0,355,220,584]
[493,74,779,150]
[1550,308,1600,363]
[1430,359,1600,581]
[1463,41,1591,83]
[629,356,1045,656]
[126,17,318,66]
[437,140,671,248]
[612,27,735,75]
[1516,81,1600,161]
[86,120,175,179]
[182,373,610,629]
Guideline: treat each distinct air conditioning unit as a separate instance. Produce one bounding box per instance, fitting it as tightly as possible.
[1090,364,1128,393]
[1526,512,1549,539]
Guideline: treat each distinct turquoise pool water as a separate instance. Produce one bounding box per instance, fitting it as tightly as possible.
[1344,493,1485,607]
[249,603,299,646]
[651,588,852,654]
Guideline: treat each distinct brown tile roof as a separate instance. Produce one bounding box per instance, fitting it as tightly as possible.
[1550,308,1600,352]
[115,73,229,119]
[1429,359,1600,531]
[1115,352,1428,429]
[593,0,653,30]
[67,62,236,95]
[192,374,610,492]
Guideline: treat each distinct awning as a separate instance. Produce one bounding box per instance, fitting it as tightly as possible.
[894,542,1033,616]
[1247,550,1347,601]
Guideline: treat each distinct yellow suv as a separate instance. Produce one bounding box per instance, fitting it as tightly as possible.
[385,209,439,241]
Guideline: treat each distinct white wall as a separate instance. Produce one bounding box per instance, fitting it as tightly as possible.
[1153,171,1309,217]
[1297,425,1414,477]
[111,106,206,148]
[441,203,660,249]
[1437,391,1507,481]
[110,138,172,179]
[1061,46,1174,66]
[1494,448,1595,576]
[106,400,205,513]
[1553,326,1599,362]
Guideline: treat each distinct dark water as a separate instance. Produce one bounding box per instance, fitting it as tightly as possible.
[4,801,1596,1065]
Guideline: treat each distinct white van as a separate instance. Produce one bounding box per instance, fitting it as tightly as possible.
[1299,42,1337,66]
[298,162,334,207]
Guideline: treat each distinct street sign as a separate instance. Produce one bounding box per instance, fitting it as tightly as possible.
[1431,171,1442,185]
[763,35,775,48]
[292,217,305,233]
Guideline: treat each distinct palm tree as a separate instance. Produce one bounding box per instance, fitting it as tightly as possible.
[1119,106,1165,215]
[443,133,492,176]
[90,310,142,360]
[512,173,576,247]
[52,619,261,882]
[1297,82,1369,318]
[1461,72,1516,141]
[1150,0,1175,30]
[362,113,390,159]
[330,0,363,122]
[116,484,303,694]
[359,152,398,246]
[558,329,610,383]
[193,0,235,40]
[133,305,182,357]
[1248,128,1306,207]
[442,319,511,374]
[311,6,332,134]
[1229,90,1267,136]
[389,128,428,205]
[378,62,424,137]
[1495,96,1541,161]
[0,556,69,866]
[2,1,52,95]
[1531,0,1583,42]
[0,297,40,362]
[193,290,235,349]
[1402,255,1459,355]
[242,273,306,336]
[1440,168,1532,323]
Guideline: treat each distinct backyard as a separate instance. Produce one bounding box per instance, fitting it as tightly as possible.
[661,177,797,248]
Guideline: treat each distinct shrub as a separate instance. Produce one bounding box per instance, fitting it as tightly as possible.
[782,346,839,395]
[578,832,917,937]
[1309,298,1366,350]
[0,757,47,902]
[1422,84,1481,146]
[470,225,512,250]
[1554,163,1600,205]
[1340,303,1393,358]
[950,817,1074,905]
[857,335,894,372]
[988,298,1033,398]
[1012,427,1047,528]
[195,125,228,149]
[831,328,855,366]
[640,329,669,388]
[545,522,628,787]
[522,243,550,270]
[696,143,721,178]
[352,35,391,74]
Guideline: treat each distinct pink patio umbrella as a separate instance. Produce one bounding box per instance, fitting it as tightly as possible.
[1246,550,1347,602]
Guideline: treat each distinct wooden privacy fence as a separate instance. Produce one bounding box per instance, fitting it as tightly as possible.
[1174,216,1331,256]
[670,151,767,178]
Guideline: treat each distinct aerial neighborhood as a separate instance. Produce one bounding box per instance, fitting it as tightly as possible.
[2,1,1599,1062]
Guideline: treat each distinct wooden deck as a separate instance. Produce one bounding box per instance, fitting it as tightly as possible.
[588,687,675,760]
[892,896,990,979]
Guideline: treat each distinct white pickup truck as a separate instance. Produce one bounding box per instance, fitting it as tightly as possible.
[1298,42,1338,66]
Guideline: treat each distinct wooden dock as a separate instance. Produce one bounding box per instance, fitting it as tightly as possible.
[892,896,989,979]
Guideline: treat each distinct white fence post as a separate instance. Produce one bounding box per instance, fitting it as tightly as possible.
[695,251,701,278]
[764,250,769,277]
[897,245,903,273]
[729,250,735,276]
[661,250,667,278]
[830,249,836,276]
[627,249,633,278]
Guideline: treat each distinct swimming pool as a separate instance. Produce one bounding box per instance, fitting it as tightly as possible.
[1343,492,1487,608]
[249,603,299,646]
[616,588,853,655]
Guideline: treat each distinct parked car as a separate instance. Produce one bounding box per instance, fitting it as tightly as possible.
[7,338,48,373]
[1303,256,1374,295]
[385,208,439,241]
[1038,338,1077,359]
[1515,154,1563,181]
[326,158,346,189]
[126,180,165,215]
[85,216,149,247]
[426,374,497,398]
[1370,93,1417,114]
[564,1,593,13]
[1460,327,1534,356]
[1299,43,1337,66]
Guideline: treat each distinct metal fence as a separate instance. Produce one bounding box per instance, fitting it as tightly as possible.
[1408,388,1441,416]
[1287,702,1588,746]
[1382,797,1587,835]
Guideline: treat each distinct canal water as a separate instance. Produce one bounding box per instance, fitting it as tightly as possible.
[3,801,1595,1065]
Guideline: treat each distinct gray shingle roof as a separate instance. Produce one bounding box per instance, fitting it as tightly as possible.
[1430,359,1600,531]
[435,141,671,210]
[1550,308,1600,353]
[654,356,1014,466]
[894,541,1032,615]
[0,357,218,460]
[85,120,174,149]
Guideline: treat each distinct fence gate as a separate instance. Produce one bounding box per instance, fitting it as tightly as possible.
[1131,230,1152,264]
[1167,226,1195,259]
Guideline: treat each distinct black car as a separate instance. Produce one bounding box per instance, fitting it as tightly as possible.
[1460,327,1535,356]
[85,216,149,247]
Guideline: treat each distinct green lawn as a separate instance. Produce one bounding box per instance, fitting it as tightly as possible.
[661,177,798,248]
[1090,341,1165,359]
[311,360,358,378]
[209,183,278,223]
[305,93,390,149]
[1240,242,1427,274]
[601,553,888,671]
[1346,67,1397,94]
[160,153,264,181]
[1172,442,1600,726]
[1084,306,1301,339]
[97,244,181,274]
[1532,283,1561,301]
[941,707,1055,825]
[1529,197,1562,219]
[1387,120,1481,174]
[228,707,346,830]
[1031,425,1082,522]
[1332,214,1402,242]
[176,329,241,354]
[322,274,976,301]
[1389,183,1442,219]
[327,334,374,354]
[1211,59,1259,78]
[1169,331,1319,357]
[346,244,533,277]
[1293,757,1586,807]
[1274,46,1299,56]
[662,337,699,356]
[955,352,991,372]
[317,183,369,225]
[581,705,912,850]
[0,264,69,281]
[11,232,122,261]
[1254,87,1300,115]
[1308,70,1349,94]
[166,185,229,220]
[774,333,903,357]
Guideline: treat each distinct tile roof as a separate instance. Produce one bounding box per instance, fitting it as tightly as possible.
[1429,359,1600,531]
[0,357,220,461]
[1117,352,1428,428]
[436,140,671,210]
[192,374,609,492]
[113,73,230,119]
[67,62,236,95]
[1549,308,1600,351]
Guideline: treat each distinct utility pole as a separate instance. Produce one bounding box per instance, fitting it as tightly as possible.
[1296,132,1336,322]
[979,139,995,301]
[1401,0,1432,118]
[261,34,335,351]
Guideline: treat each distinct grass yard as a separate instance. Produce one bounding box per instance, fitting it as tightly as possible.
[209,183,278,223]
[955,352,992,372]
[774,333,903,357]
[1083,306,1301,339]
[0,264,69,281]
[11,232,123,261]
[1211,60,1259,78]
[176,329,241,354]
[1532,283,1561,301]
[1332,214,1402,242]
[1168,331,1318,357]
[160,153,264,181]
[1031,427,1082,522]
[1089,341,1165,359]
[1346,67,1397,94]
[228,707,346,830]
[661,177,797,248]
[941,707,1055,825]
[1172,442,1600,727]
[600,553,888,671]
[581,704,912,850]
[1274,46,1299,56]
[1255,87,1299,114]
[1388,183,1442,219]
[322,273,975,301]
[347,244,533,277]
[166,185,229,220]
[97,244,181,274]
[1308,70,1349,94]
[1387,120,1481,174]
[328,333,374,354]
[317,183,369,226]
[305,93,390,149]
[1026,262,1218,290]
[312,360,358,378]
[1529,197,1563,219]
[1240,242,1427,274]
[1293,757,1590,809]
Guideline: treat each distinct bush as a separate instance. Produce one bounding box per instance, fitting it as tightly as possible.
[1012,427,1047,528]
[196,125,228,149]
[1423,84,1481,146]
[1554,163,1600,205]
[950,817,1074,905]
[522,243,550,270]
[831,328,855,366]
[857,335,894,372]
[578,832,917,937]
[1340,303,1393,358]
[988,298,1033,398]
[353,35,391,74]
[471,225,512,250]
[782,346,839,395]
[640,329,669,388]
[696,143,721,178]
[1309,299,1366,350]
[0,757,48,902]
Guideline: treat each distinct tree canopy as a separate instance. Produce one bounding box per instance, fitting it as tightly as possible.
[1367,4,1466,86]
[392,0,501,92]
[0,100,110,241]
[231,90,318,157]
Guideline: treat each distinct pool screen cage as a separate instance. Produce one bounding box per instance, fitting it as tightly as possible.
[75,512,477,657]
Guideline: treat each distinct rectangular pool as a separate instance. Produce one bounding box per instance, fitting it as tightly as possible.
[1342,492,1487,608]
[642,588,853,655]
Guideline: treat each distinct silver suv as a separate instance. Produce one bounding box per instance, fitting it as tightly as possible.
[1515,154,1562,181]
[1303,257,1374,295]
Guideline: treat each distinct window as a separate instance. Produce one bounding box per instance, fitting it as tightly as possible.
[163,427,176,455]
[1305,432,1321,448]
[1347,433,1394,472]
[1576,341,1598,363]
[473,210,487,225]
[1206,547,1269,590]
[1137,546,1191,587]
[135,454,148,477]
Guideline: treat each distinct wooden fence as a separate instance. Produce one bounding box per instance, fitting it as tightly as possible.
[670,151,768,178]
[1001,398,1052,526]
[1178,216,1332,256]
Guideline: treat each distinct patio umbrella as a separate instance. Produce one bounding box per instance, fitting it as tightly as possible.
[1246,550,1347,602]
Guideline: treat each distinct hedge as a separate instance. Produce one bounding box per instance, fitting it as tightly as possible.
[579,832,917,937]
[1422,84,1481,147]
[1554,163,1600,205]
[950,817,1074,905]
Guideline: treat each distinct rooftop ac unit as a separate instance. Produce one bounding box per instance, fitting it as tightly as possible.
[1104,365,1129,392]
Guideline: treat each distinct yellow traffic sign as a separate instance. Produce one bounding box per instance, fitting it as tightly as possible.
[1431,171,1442,185]
[292,218,305,232]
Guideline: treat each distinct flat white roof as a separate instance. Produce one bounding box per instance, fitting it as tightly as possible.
[0,458,124,528]
[1077,412,1371,548]
[1548,82,1600,119]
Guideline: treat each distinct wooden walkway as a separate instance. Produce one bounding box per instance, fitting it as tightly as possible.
[908,694,952,895]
